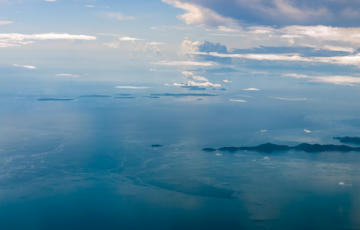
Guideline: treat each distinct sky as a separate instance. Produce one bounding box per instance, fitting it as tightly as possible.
[1,0,360,89]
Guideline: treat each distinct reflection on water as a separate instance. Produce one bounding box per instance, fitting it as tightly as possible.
[0,89,360,230]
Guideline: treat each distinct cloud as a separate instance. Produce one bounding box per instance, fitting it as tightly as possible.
[86,5,94,7]
[182,71,208,81]
[261,130,267,132]
[153,61,217,66]
[56,74,80,78]
[339,182,352,186]
[215,153,222,156]
[13,64,36,69]
[270,96,306,101]
[243,88,259,90]
[223,79,231,83]
[191,51,360,68]
[161,0,235,27]
[115,86,150,89]
[263,157,270,160]
[280,25,360,45]
[284,73,360,86]
[174,81,221,87]
[119,37,144,41]
[147,42,164,45]
[0,33,96,48]
[0,21,13,25]
[230,99,246,102]
[103,12,136,21]
[304,129,312,133]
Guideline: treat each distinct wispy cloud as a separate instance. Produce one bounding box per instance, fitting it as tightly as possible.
[191,52,360,68]
[119,37,144,41]
[104,12,136,21]
[56,74,80,78]
[243,88,259,91]
[13,64,36,69]
[0,33,96,48]
[0,21,13,25]
[161,0,235,27]
[270,96,306,101]
[304,129,312,133]
[284,73,360,86]
[230,99,246,102]
[173,81,221,87]
[115,86,150,89]
[86,5,94,7]
[153,61,217,66]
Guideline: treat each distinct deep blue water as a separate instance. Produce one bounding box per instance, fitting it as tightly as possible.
[0,80,360,230]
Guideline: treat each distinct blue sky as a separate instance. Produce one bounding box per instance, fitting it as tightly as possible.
[1,0,360,89]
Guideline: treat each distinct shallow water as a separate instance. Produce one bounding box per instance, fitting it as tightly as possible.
[0,81,360,230]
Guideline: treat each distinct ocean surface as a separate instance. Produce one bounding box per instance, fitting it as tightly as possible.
[0,79,360,230]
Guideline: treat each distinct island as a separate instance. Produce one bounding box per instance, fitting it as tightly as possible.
[37,98,74,101]
[334,136,360,144]
[79,95,110,97]
[203,143,360,153]
[115,96,136,99]
[150,93,219,97]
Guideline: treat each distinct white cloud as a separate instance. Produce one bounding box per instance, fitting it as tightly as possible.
[147,42,164,45]
[215,153,222,156]
[339,182,352,186]
[270,96,306,101]
[182,71,208,81]
[119,37,144,41]
[230,99,246,102]
[280,25,360,45]
[304,129,312,133]
[162,0,235,27]
[243,88,259,91]
[192,52,360,68]
[0,21,13,25]
[153,61,216,66]
[56,74,80,78]
[223,79,231,83]
[261,130,267,132]
[13,64,36,69]
[104,12,136,21]
[322,45,355,53]
[284,73,360,86]
[86,5,94,7]
[115,86,150,89]
[0,33,96,48]
[188,80,221,87]
[263,157,270,160]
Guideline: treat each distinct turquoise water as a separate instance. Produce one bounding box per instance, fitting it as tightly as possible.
[0,80,360,230]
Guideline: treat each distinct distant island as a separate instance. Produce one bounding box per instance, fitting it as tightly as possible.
[203,143,360,153]
[37,98,74,101]
[181,86,206,91]
[334,136,360,144]
[150,93,219,97]
[79,95,110,97]
[151,144,162,147]
[115,96,135,99]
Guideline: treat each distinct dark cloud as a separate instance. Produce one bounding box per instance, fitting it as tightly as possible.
[172,0,360,26]
[198,41,232,64]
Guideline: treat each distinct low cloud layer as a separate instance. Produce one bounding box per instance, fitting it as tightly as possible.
[0,33,96,48]
[284,73,360,86]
